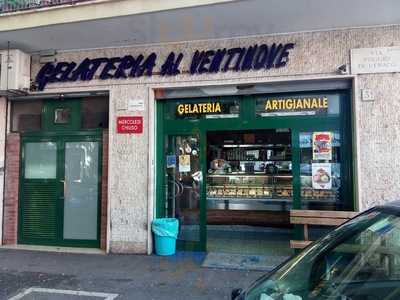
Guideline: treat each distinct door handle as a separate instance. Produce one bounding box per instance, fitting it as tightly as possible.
[60,180,67,197]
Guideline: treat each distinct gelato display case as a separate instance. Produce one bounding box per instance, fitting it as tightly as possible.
[207,173,293,211]
[206,129,293,212]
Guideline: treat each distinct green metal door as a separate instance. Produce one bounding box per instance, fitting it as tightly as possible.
[19,133,102,248]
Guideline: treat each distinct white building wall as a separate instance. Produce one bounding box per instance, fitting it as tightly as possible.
[29,25,400,253]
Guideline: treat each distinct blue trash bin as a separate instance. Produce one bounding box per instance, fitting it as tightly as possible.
[152,218,179,256]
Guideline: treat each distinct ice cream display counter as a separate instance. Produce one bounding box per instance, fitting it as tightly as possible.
[206,129,293,212]
[207,173,293,211]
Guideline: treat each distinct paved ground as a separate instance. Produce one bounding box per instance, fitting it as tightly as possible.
[0,249,264,300]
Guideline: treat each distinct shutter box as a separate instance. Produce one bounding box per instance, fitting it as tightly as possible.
[0,49,31,92]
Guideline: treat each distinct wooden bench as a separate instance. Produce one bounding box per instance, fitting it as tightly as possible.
[290,209,359,249]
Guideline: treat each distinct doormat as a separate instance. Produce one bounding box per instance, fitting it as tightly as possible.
[202,252,289,272]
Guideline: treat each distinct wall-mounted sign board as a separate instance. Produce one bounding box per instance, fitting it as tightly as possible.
[128,98,145,111]
[351,46,400,74]
[117,116,143,134]
[35,42,295,90]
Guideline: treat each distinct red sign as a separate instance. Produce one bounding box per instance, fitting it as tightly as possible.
[117,116,143,134]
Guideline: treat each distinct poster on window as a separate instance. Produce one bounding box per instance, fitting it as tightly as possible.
[312,163,332,190]
[179,155,191,172]
[313,132,332,160]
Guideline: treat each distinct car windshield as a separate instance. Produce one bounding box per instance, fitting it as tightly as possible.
[244,208,400,300]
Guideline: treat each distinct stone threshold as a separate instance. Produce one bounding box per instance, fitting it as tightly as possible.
[0,244,105,255]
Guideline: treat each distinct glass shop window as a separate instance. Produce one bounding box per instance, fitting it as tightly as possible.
[255,93,341,117]
[81,97,109,129]
[11,100,43,132]
[54,108,71,124]
[164,97,240,120]
[206,129,293,211]
[299,131,343,210]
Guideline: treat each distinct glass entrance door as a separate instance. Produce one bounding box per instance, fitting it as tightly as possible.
[164,134,205,251]
[19,135,102,247]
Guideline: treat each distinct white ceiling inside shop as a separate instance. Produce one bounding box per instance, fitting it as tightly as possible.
[1,0,400,53]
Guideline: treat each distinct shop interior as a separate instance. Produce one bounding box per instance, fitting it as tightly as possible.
[206,129,294,258]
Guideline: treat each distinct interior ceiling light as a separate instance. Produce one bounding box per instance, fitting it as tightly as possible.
[199,86,238,95]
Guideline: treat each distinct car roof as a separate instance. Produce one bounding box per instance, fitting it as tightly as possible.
[375,201,400,214]
[387,200,400,207]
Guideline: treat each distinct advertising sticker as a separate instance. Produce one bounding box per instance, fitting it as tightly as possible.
[312,163,332,190]
[179,155,191,172]
[313,132,332,160]
[166,155,176,168]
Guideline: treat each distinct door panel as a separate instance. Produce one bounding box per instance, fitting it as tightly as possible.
[165,134,203,249]
[20,141,59,243]
[21,181,59,241]
[19,135,101,247]
[63,141,99,240]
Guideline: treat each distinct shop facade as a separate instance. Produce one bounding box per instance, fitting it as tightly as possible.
[157,91,353,251]
[1,25,400,253]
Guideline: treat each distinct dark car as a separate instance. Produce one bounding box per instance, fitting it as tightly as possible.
[232,202,400,300]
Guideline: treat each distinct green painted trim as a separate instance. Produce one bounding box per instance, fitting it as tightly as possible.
[199,130,207,252]
[58,138,65,242]
[22,129,103,137]
[155,101,165,218]
[241,95,254,121]
[291,128,301,210]
[176,240,203,252]
[163,117,340,134]
[350,94,359,211]
[291,128,303,241]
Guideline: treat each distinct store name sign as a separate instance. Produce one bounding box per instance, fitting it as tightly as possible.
[177,102,221,115]
[35,42,295,90]
[117,116,143,134]
[351,46,400,74]
[264,97,328,113]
